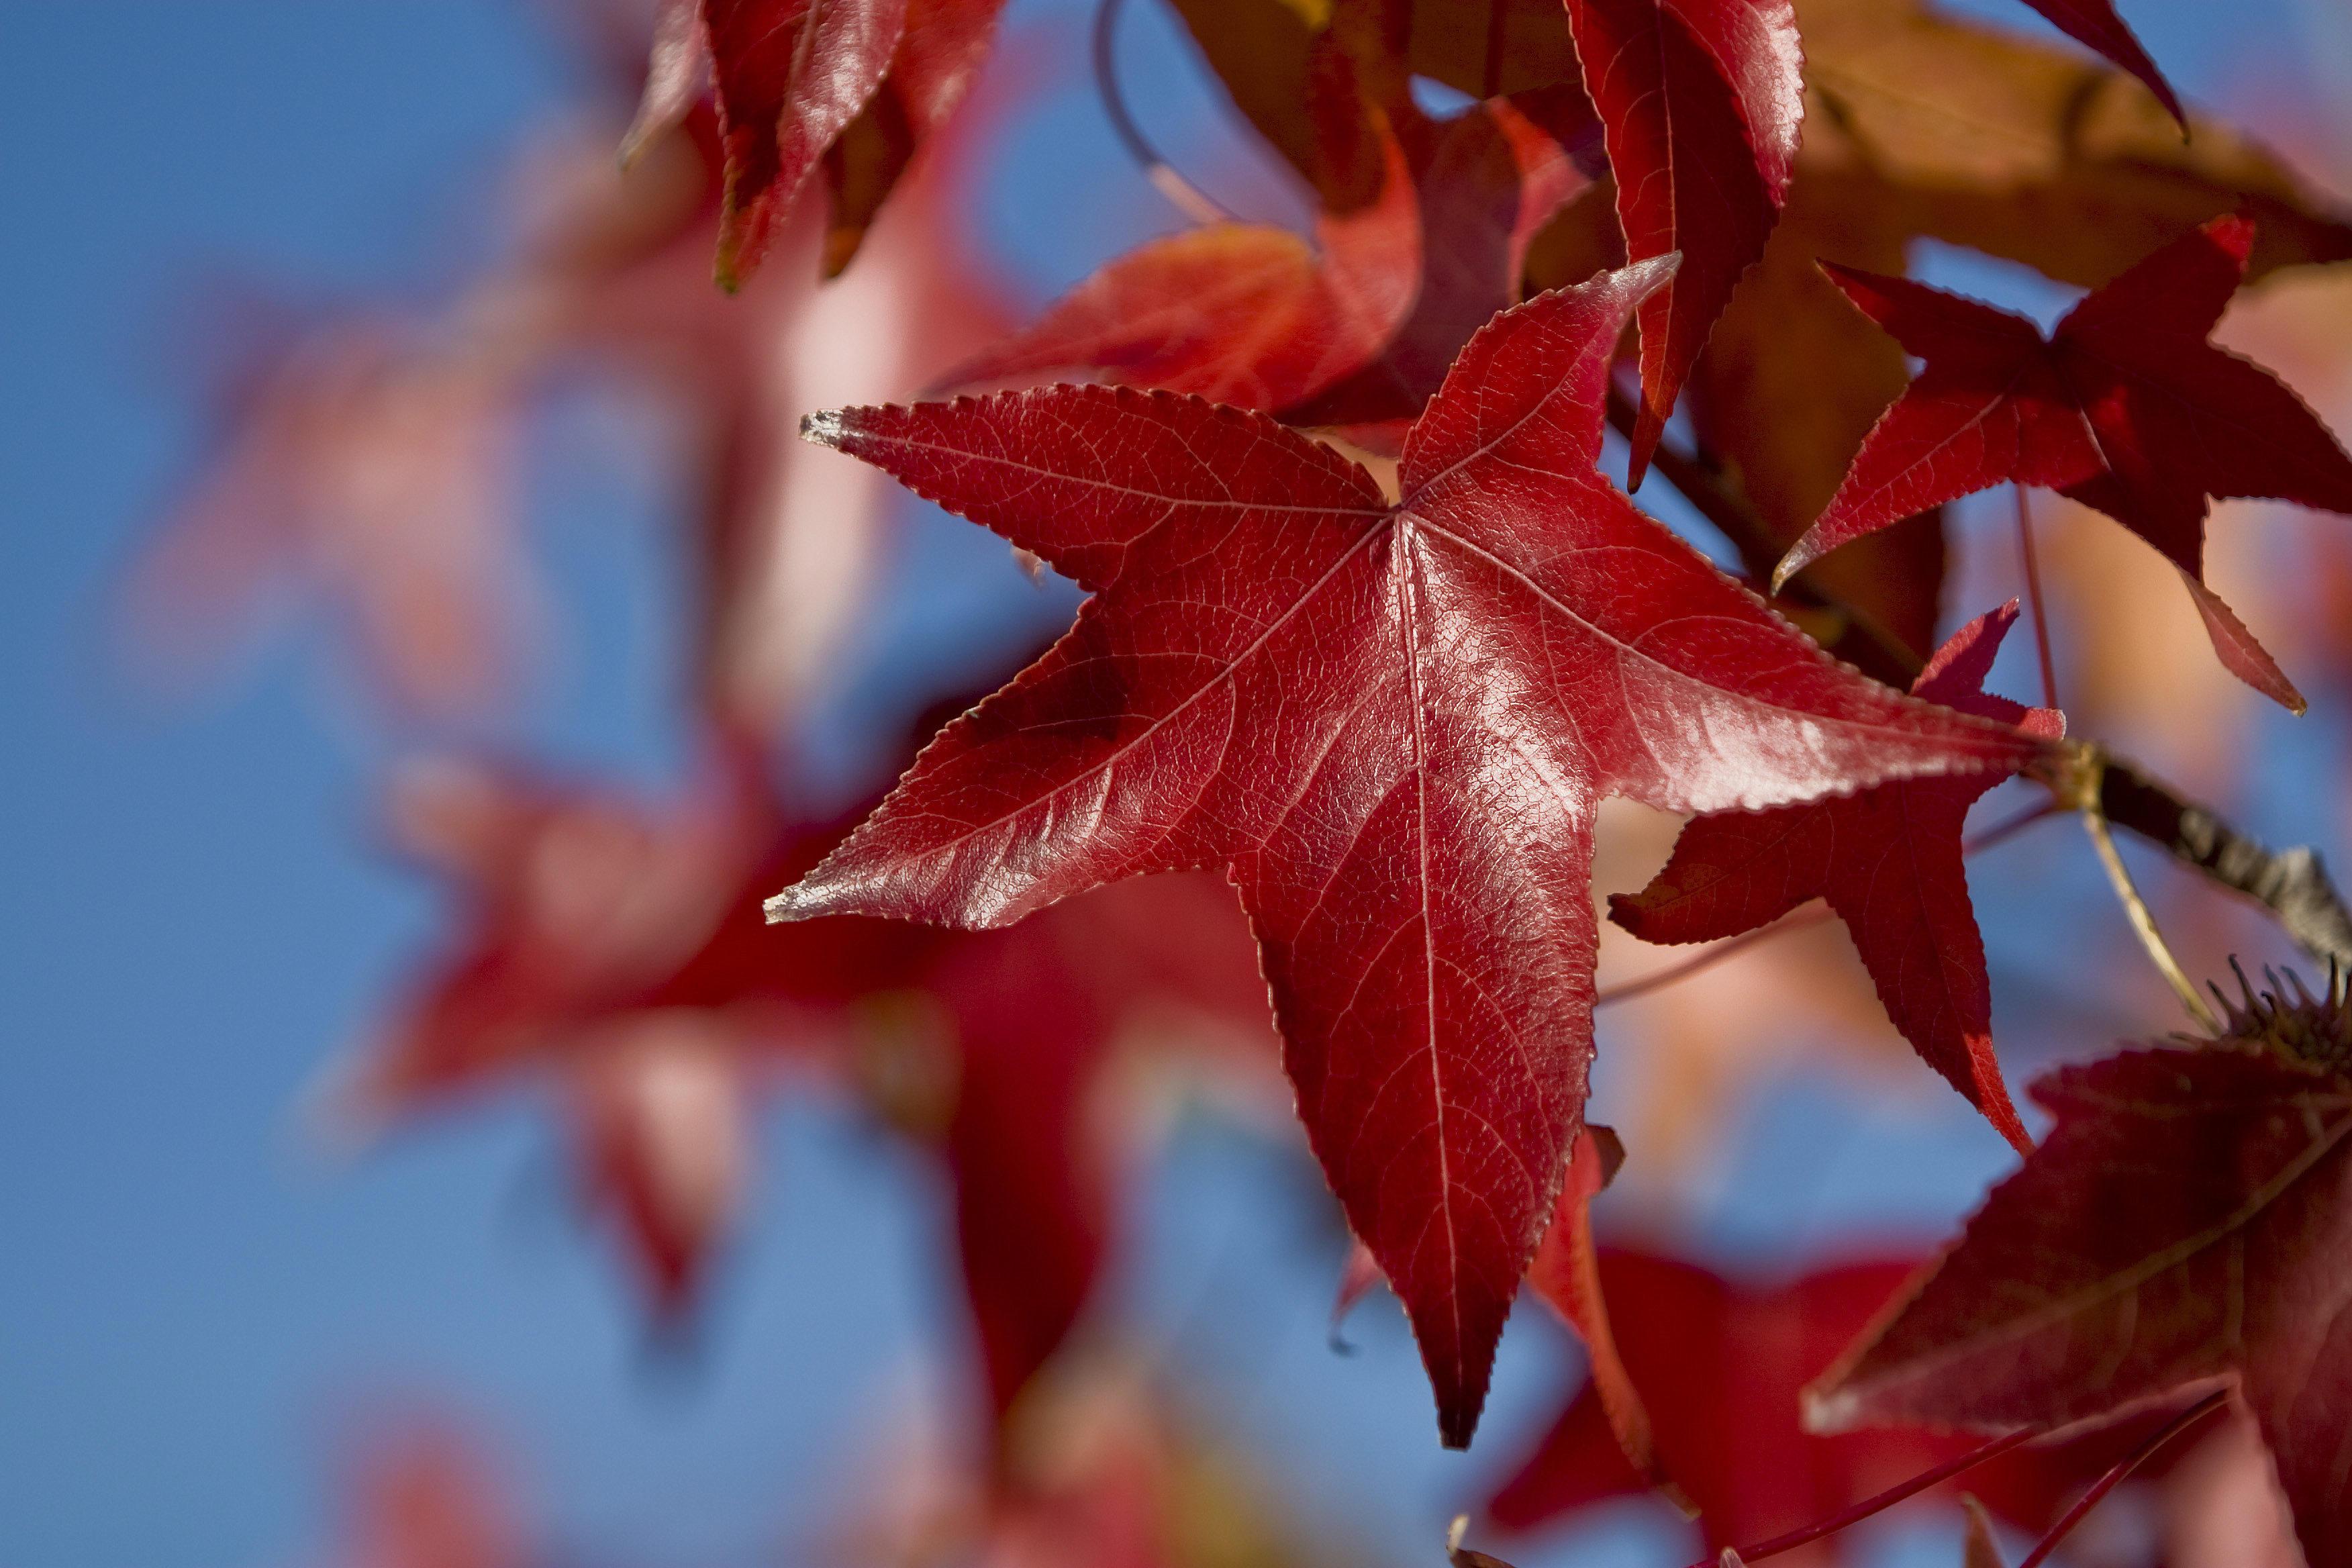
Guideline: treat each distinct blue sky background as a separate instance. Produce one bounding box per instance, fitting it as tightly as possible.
[3,3,2349,1566]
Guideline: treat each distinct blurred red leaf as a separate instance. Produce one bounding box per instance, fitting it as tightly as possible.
[772,258,2039,1446]
[1523,1126,1663,1493]
[957,91,1584,438]
[336,738,1271,1434]
[338,1420,529,1568]
[1777,214,2352,713]
[1611,603,2061,1151]
[1808,1010,2352,1568]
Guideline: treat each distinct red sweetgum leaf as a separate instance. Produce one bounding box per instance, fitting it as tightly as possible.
[1807,1039,2352,1568]
[2010,0,2179,124]
[703,0,910,289]
[772,258,2040,1446]
[1562,0,1804,485]
[1610,603,2060,1152]
[1486,1248,2185,1559]
[944,129,1420,409]
[1777,213,2352,713]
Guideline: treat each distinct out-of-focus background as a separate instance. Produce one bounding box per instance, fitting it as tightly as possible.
[5,3,2351,1565]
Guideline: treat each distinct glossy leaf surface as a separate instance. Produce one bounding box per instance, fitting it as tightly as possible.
[773,259,2039,1445]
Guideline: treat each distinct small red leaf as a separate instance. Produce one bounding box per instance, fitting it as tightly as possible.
[946,130,1419,409]
[1610,603,2061,1151]
[775,260,2039,1446]
[1779,214,2352,710]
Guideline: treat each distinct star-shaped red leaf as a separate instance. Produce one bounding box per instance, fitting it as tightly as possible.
[1808,1013,2352,1568]
[1611,602,2061,1152]
[770,258,2040,1445]
[1777,214,2352,712]
[1562,0,1804,483]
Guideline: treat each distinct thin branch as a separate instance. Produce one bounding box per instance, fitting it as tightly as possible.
[2013,1391,2228,1568]
[2014,485,2059,711]
[1685,1428,2039,1568]
[1965,798,2060,856]
[2098,759,2352,971]
[1595,906,1836,1008]
[1092,0,1233,226]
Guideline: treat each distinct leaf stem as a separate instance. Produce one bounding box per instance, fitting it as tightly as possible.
[2012,1391,2228,1568]
[1092,0,1234,226]
[1683,1427,2039,1568]
[1965,799,2059,856]
[2014,486,2059,712]
[2065,746,2222,1032]
[1594,908,1836,1008]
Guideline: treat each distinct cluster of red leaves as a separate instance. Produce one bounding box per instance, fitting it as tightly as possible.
[148,0,2352,1563]
[328,724,1277,1440]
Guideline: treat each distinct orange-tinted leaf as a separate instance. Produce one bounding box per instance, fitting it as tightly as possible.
[948,131,1418,408]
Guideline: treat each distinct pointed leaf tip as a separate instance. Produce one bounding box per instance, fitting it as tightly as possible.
[801,409,848,447]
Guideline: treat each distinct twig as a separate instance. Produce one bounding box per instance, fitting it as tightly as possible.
[1092,0,1233,226]
[2098,760,2352,971]
[2013,1391,2228,1568]
[2059,746,2221,1032]
[1595,907,1836,1008]
[2014,486,2059,711]
[1965,799,2059,856]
